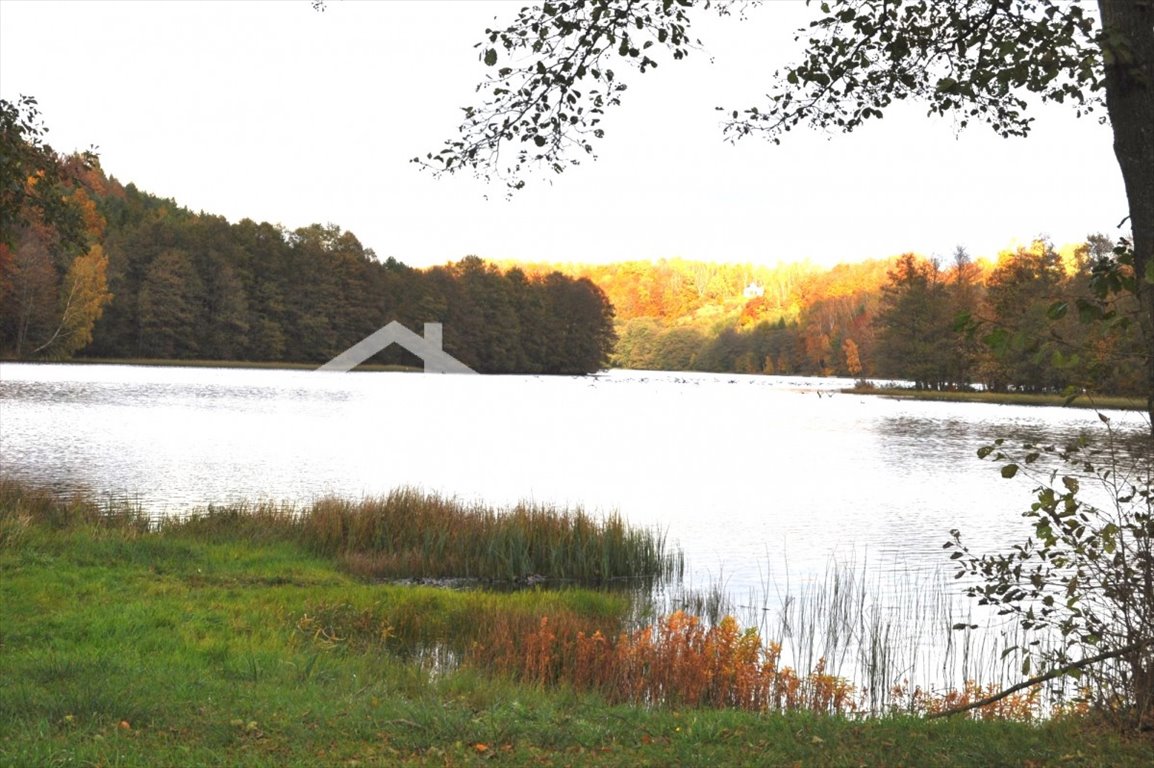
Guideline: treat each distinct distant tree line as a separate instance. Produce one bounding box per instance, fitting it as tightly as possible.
[83,189,616,374]
[0,99,615,374]
[519,243,1144,397]
[873,240,1145,395]
[3,96,1140,392]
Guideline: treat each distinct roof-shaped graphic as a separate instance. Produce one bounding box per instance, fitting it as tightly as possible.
[318,322,476,373]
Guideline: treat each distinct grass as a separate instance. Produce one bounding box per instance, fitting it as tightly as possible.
[2,482,1151,766]
[845,384,1145,411]
[165,490,683,586]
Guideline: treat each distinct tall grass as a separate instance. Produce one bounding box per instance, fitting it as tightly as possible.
[298,491,683,585]
[0,479,682,586]
[747,561,1041,717]
[0,479,148,543]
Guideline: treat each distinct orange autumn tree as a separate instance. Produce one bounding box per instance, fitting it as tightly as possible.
[0,97,111,359]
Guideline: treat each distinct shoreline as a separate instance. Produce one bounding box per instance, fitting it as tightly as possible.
[1,358,1148,412]
[0,356,422,373]
[843,385,1145,412]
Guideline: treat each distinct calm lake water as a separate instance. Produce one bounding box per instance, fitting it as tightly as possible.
[2,362,1143,606]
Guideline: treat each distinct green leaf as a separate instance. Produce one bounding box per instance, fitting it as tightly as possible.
[484,48,498,67]
[983,327,1010,351]
[1001,464,1019,479]
[1046,301,1068,320]
[936,77,959,93]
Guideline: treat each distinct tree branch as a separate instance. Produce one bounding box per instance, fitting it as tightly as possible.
[925,638,1153,719]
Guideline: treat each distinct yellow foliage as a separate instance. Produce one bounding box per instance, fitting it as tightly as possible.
[56,244,112,355]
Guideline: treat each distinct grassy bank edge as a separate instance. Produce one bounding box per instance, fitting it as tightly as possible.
[843,386,1145,411]
[3,520,1150,766]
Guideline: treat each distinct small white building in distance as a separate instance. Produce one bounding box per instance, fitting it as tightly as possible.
[743,282,765,299]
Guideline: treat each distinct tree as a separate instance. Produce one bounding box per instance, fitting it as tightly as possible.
[0,95,96,253]
[138,249,203,358]
[945,428,1154,726]
[1063,235,1147,396]
[979,240,1068,393]
[202,259,250,359]
[843,337,862,378]
[1,97,111,359]
[423,0,1153,431]
[1,230,58,356]
[873,253,956,389]
[35,244,112,358]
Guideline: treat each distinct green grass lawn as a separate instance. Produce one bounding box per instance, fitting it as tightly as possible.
[1,488,1150,767]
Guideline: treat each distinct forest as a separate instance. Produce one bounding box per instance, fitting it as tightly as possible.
[503,238,1145,396]
[1,95,1143,394]
[0,103,615,375]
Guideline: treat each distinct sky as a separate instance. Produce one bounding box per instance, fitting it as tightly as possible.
[0,0,1130,269]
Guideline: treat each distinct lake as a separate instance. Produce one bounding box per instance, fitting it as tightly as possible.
[2,362,1140,605]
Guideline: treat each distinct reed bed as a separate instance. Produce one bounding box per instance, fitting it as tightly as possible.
[736,559,1073,718]
[0,478,149,543]
[0,479,682,586]
[298,491,684,586]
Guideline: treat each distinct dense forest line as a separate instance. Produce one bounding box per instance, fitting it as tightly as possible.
[504,240,1145,396]
[0,101,615,374]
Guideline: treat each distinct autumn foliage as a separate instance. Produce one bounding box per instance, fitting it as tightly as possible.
[0,98,112,359]
[499,238,1145,397]
[475,611,856,714]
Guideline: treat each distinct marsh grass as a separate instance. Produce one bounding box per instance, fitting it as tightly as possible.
[731,559,1073,718]
[157,488,684,586]
[0,479,149,539]
[0,479,681,585]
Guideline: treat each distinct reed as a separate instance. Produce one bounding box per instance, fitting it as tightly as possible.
[0,480,682,586]
[0,478,148,540]
[742,559,1056,718]
[291,490,684,586]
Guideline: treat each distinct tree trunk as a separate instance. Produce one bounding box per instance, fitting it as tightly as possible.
[1098,0,1154,438]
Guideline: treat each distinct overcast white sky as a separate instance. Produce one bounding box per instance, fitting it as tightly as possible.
[0,0,1129,269]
